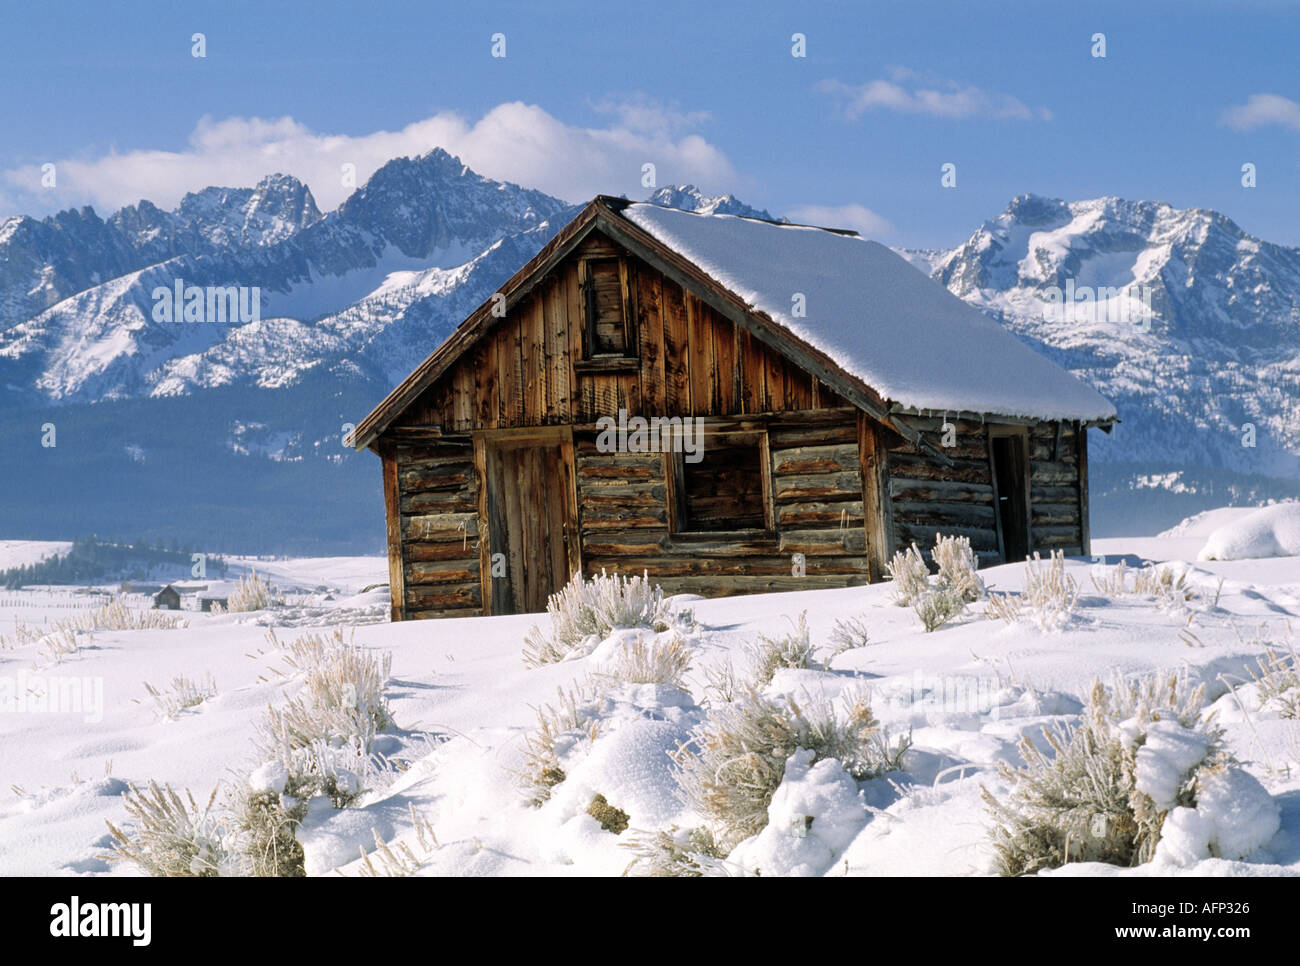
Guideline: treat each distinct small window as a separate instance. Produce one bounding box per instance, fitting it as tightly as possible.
[583,258,632,357]
[672,432,770,533]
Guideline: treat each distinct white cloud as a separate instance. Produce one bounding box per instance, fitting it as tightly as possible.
[818,68,1051,122]
[786,203,893,238]
[1222,93,1300,131]
[1,100,737,217]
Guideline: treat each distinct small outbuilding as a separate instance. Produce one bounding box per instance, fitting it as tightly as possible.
[352,197,1117,621]
[153,585,181,610]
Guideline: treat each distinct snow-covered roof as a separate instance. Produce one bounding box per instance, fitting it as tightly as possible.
[621,203,1117,423]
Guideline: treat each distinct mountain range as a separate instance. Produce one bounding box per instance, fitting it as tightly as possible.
[1,151,1295,551]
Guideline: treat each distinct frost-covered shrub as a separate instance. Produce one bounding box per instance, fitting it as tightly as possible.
[1249,642,1300,719]
[1020,550,1079,628]
[621,825,727,877]
[889,536,980,629]
[988,550,1079,631]
[933,534,984,603]
[981,672,1277,875]
[599,633,692,688]
[886,543,930,606]
[520,683,603,806]
[674,685,907,852]
[745,611,814,685]
[225,570,279,613]
[787,690,911,781]
[674,686,798,850]
[255,630,393,754]
[825,615,871,662]
[523,570,672,667]
[914,587,967,632]
[106,782,227,877]
[143,672,217,719]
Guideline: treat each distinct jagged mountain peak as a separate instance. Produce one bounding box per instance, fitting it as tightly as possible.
[645,184,778,221]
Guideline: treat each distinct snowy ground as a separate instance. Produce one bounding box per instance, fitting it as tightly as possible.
[2,513,1298,877]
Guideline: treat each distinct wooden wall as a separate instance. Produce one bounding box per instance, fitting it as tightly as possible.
[400,232,848,433]
[388,439,483,619]
[576,410,869,599]
[883,415,1086,566]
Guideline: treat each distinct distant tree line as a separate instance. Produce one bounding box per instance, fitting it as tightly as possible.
[1,536,229,589]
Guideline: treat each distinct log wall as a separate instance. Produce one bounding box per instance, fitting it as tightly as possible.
[883,415,1087,566]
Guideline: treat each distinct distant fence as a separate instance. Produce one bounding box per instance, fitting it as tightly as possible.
[0,594,112,610]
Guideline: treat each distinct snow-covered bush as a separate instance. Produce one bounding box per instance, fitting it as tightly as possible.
[622,825,727,877]
[224,570,279,613]
[983,672,1277,875]
[520,683,603,806]
[987,550,1079,631]
[523,570,673,667]
[598,633,692,688]
[143,672,217,719]
[745,611,814,685]
[934,534,984,603]
[674,685,907,852]
[885,543,930,606]
[915,587,967,632]
[106,782,226,877]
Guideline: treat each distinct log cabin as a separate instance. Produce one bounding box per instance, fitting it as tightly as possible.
[352,196,1117,621]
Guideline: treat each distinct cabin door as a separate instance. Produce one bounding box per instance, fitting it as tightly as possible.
[480,431,579,615]
[989,430,1031,564]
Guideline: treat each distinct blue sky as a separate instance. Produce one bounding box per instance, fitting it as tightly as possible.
[2,0,1298,249]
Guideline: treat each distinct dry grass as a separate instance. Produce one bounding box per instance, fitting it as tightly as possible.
[1249,639,1300,719]
[224,570,279,613]
[141,672,217,719]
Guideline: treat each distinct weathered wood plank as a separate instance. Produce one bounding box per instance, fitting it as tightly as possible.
[772,471,862,503]
[380,442,406,621]
[772,444,859,476]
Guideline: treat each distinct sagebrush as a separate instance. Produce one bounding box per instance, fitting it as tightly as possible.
[523,570,674,666]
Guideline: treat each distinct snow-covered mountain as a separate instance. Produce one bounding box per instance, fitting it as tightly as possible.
[2,159,1297,547]
[905,194,1300,477]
